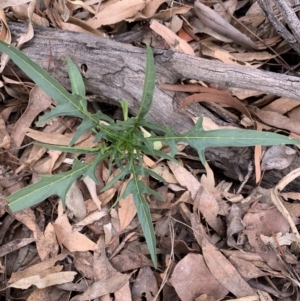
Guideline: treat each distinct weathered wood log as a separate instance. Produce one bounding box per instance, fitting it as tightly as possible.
[4,22,300,191]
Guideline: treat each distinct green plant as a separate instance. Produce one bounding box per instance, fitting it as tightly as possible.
[0,41,299,268]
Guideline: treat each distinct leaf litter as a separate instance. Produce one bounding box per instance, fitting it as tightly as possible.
[1,0,300,300]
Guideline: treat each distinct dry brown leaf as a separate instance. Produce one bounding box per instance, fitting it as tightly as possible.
[0,238,35,257]
[61,16,106,37]
[191,16,233,43]
[194,0,257,49]
[0,10,11,74]
[151,163,178,184]
[65,181,87,221]
[201,39,252,66]
[13,1,35,45]
[132,266,158,300]
[70,273,131,301]
[11,86,52,149]
[26,129,89,146]
[243,202,294,273]
[9,271,77,289]
[214,0,237,22]
[118,193,137,233]
[194,186,225,236]
[53,202,96,252]
[170,253,229,300]
[0,0,32,9]
[228,255,269,281]
[167,161,201,199]
[94,235,118,279]
[226,204,245,247]
[0,113,10,149]
[254,108,300,135]
[73,210,106,232]
[13,208,59,260]
[141,0,165,18]
[230,87,263,99]
[230,51,276,63]
[261,145,296,171]
[83,176,102,210]
[31,152,66,174]
[254,123,263,183]
[68,0,96,14]
[160,82,252,120]
[202,237,255,297]
[11,3,49,27]
[8,253,68,283]
[260,232,298,248]
[200,162,215,191]
[114,281,132,301]
[150,19,195,55]
[73,251,94,279]
[288,107,300,125]
[110,251,152,272]
[271,167,300,244]
[87,0,147,28]
[180,92,252,120]
[132,6,191,22]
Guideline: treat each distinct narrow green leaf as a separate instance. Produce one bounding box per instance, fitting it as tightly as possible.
[0,41,117,143]
[7,159,90,212]
[100,164,131,192]
[36,143,102,154]
[67,57,86,98]
[122,178,157,268]
[148,116,300,164]
[83,151,111,184]
[0,41,72,108]
[120,100,129,121]
[136,45,156,122]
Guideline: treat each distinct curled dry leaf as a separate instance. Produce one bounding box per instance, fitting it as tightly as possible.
[83,176,102,210]
[194,186,225,236]
[261,145,296,171]
[11,87,52,150]
[87,0,147,28]
[271,167,300,244]
[151,163,178,184]
[150,19,195,55]
[0,238,35,257]
[65,181,86,221]
[194,0,257,49]
[0,114,10,149]
[73,210,106,232]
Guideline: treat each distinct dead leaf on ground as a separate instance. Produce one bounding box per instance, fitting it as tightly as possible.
[150,19,195,55]
[132,266,158,301]
[202,238,255,298]
[9,271,77,289]
[53,201,96,252]
[170,253,229,301]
